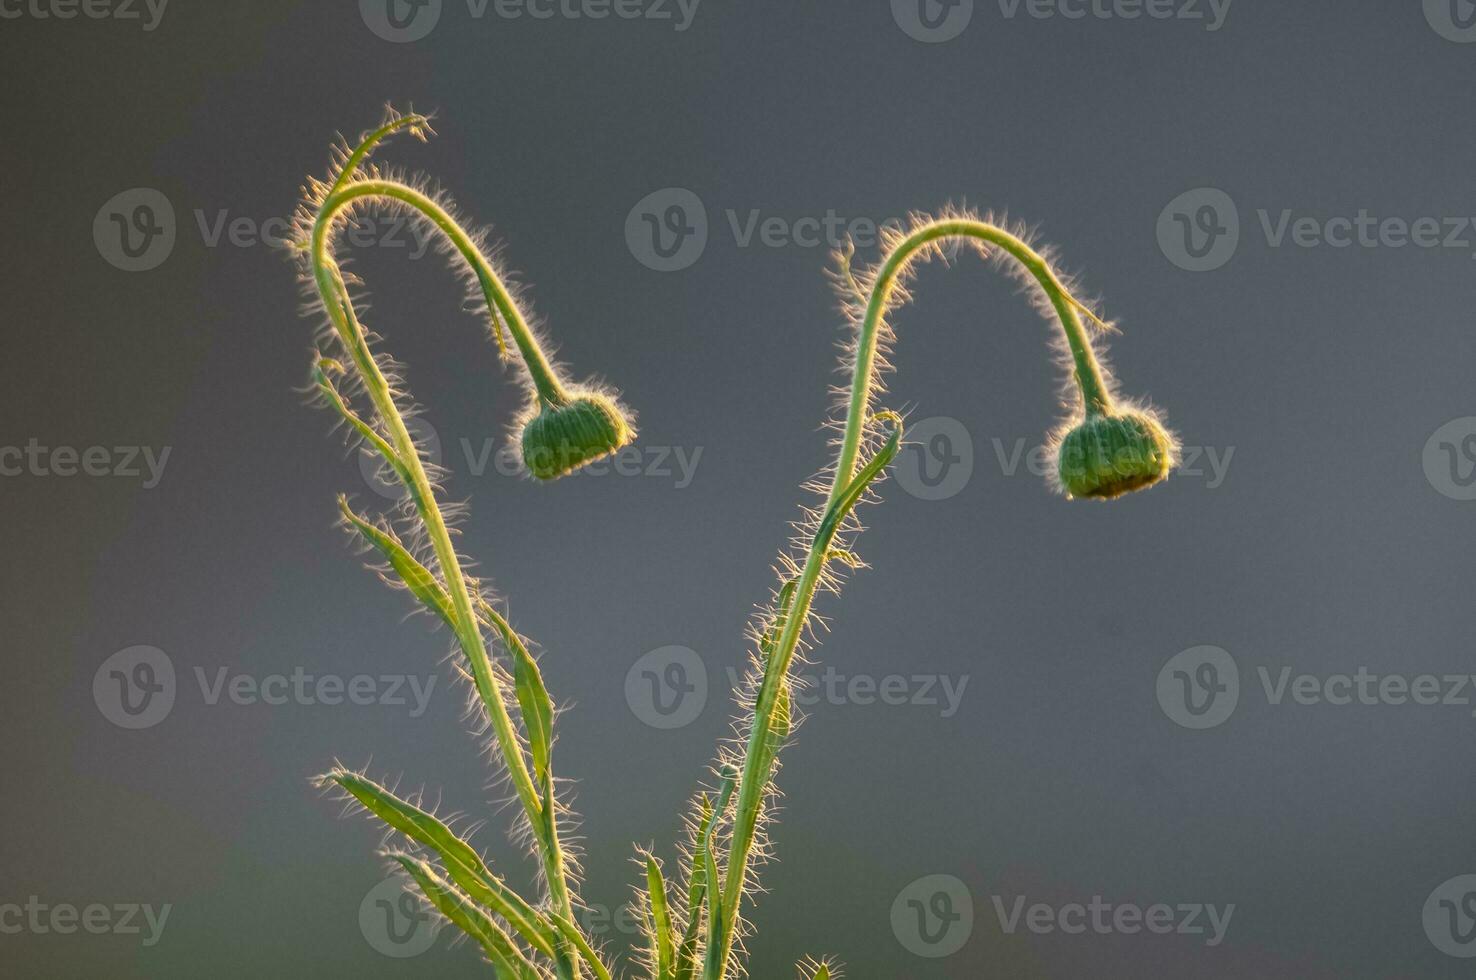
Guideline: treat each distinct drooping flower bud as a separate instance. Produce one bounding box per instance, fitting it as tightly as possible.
[519,391,634,480]
[1054,410,1174,499]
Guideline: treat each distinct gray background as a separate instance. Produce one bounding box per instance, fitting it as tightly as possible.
[3,1,1475,977]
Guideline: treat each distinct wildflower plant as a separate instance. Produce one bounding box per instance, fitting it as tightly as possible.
[293,108,1177,979]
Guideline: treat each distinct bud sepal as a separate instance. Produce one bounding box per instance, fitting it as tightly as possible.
[519,391,635,481]
[1053,409,1176,500]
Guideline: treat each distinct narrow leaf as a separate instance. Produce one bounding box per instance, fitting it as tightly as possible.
[338,497,455,629]
[647,855,675,980]
[675,768,737,980]
[759,580,798,659]
[686,794,715,923]
[392,854,540,980]
[328,770,557,958]
[701,848,725,980]
[819,413,904,539]
[547,911,615,980]
[329,109,432,197]
[478,599,555,787]
[767,681,791,755]
[314,360,409,487]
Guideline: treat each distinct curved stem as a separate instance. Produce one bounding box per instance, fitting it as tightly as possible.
[318,180,571,407]
[311,201,584,978]
[711,219,1114,978]
[834,220,1112,500]
[329,112,429,198]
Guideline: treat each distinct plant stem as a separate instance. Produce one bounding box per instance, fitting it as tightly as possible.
[310,195,583,978]
[710,219,1113,978]
[319,180,571,407]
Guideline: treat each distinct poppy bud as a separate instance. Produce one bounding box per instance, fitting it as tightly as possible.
[1055,410,1174,499]
[519,392,635,480]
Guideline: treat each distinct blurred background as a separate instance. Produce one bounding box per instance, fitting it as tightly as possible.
[3,2,1475,976]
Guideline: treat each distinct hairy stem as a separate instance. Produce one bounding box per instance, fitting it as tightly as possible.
[711,219,1113,977]
[310,193,583,977]
[318,179,571,407]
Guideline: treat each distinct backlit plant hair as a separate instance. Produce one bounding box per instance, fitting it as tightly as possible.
[294,109,1177,979]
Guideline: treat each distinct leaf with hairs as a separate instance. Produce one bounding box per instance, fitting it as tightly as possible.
[675,767,736,980]
[766,682,791,758]
[817,412,904,542]
[337,497,455,630]
[546,910,615,980]
[672,795,714,980]
[701,848,725,980]
[646,855,676,980]
[313,358,408,488]
[759,580,798,660]
[327,769,557,959]
[392,854,541,979]
[478,600,554,786]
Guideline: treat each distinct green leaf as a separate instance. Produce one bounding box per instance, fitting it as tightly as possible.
[392,854,540,980]
[647,855,675,980]
[673,795,714,980]
[675,768,738,980]
[478,600,555,787]
[314,361,408,488]
[759,580,798,660]
[327,770,557,959]
[546,911,615,980]
[752,579,805,773]
[701,848,725,980]
[818,412,904,542]
[768,681,791,754]
[329,108,432,197]
[338,498,455,630]
[795,955,840,980]
[687,794,715,922]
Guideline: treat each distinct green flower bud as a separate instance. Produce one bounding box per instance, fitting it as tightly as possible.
[519,392,634,481]
[1054,410,1174,500]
